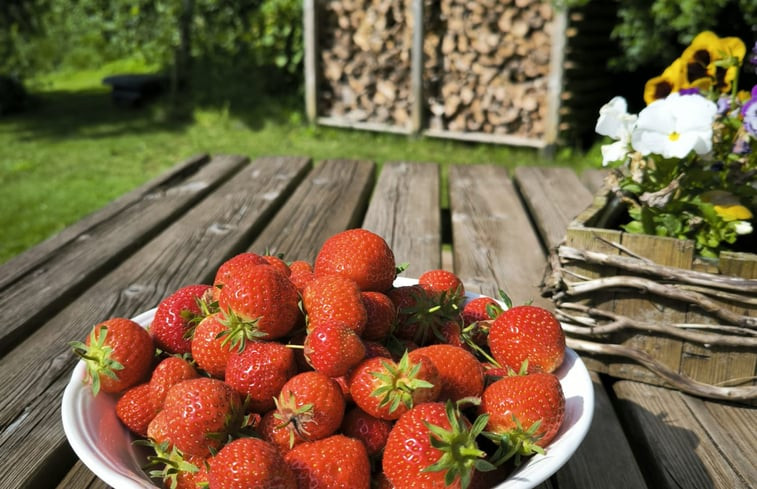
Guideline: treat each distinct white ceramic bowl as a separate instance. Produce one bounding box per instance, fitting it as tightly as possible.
[62,278,594,489]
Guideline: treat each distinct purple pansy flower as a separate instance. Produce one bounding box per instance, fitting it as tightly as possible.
[741,85,757,137]
[679,88,700,95]
[716,95,732,115]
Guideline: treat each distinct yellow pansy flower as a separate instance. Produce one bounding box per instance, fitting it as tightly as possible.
[644,58,684,105]
[701,190,754,221]
[680,31,746,93]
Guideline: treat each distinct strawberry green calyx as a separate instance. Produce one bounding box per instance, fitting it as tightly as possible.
[140,440,200,489]
[70,326,123,396]
[485,415,546,467]
[423,400,496,489]
[273,392,315,448]
[182,293,220,340]
[399,287,462,345]
[216,308,268,352]
[371,351,435,413]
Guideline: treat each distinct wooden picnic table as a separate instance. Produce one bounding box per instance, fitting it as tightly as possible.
[1,154,754,489]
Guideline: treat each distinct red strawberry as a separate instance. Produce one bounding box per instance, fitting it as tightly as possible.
[151,284,213,355]
[217,263,301,341]
[302,274,367,335]
[363,340,393,359]
[261,371,346,452]
[304,320,366,378]
[461,296,502,325]
[262,252,291,277]
[288,259,316,292]
[360,291,396,341]
[148,356,199,410]
[284,434,371,489]
[488,305,566,373]
[435,319,467,348]
[461,294,506,350]
[314,228,396,292]
[148,377,242,458]
[340,406,393,457]
[418,269,465,304]
[411,344,485,402]
[71,317,154,395]
[480,372,566,462]
[348,351,440,420]
[208,437,296,489]
[115,383,158,437]
[225,340,297,413]
[190,312,235,378]
[382,401,493,489]
[212,252,268,298]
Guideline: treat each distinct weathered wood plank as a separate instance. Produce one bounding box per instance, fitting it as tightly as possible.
[447,164,549,307]
[0,154,246,357]
[0,153,210,290]
[0,156,311,489]
[681,396,757,485]
[515,167,648,489]
[614,380,754,489]
[248,159,375,263]
[579,168,609,195]
[362,161,441,277]
[513,166,594,249]
[553,373,648,489]
[56,462,109,489]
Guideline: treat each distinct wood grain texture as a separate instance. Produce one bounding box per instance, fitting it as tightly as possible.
[0,156,311,489]
[579,168,609,195]
[513,165,593,250]
[361,161,441,277]
[448,164,549,306]
[248,158,376,263]
[614,380,755,489]
[56,462,110,489]
[554,373,648,489]
[0,154,245,357]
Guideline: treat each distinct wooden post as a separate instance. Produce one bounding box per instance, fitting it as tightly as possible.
[410,0,424,134]
[545,4,567,148]
[303,0,318,123]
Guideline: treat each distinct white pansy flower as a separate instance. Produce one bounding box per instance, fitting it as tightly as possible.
[631,92,717,159]
[733,221,753,235]
[595,96,637,166]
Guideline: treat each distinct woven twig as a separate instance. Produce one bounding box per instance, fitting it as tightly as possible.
[566,337,757,401]
[558,245,757,293]
[556,302,757,346]
[555,274,756,328]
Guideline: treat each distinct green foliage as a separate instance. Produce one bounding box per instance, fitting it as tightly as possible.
[611,0,757,71]
[559,0,757,72]
[0,0,303,82]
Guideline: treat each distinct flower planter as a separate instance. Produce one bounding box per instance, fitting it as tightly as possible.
[543,187,757,404]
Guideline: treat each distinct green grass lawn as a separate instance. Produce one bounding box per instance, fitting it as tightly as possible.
[0,60,602,264]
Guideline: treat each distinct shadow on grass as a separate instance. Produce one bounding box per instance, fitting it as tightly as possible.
[2,58,304,142]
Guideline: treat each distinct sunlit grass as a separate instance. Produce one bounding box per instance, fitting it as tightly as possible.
[0,61,601,264]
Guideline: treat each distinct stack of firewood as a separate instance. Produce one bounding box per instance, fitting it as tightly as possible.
[424,0,554,138]
[318,0,415,128]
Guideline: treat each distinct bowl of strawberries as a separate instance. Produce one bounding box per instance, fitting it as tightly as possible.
[62,228,594,489]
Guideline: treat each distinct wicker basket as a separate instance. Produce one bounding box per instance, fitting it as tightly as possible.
[542,188,757,404]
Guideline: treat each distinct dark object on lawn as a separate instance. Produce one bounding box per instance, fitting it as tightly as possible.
[102,74,169,107]
[0,75,28,115]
